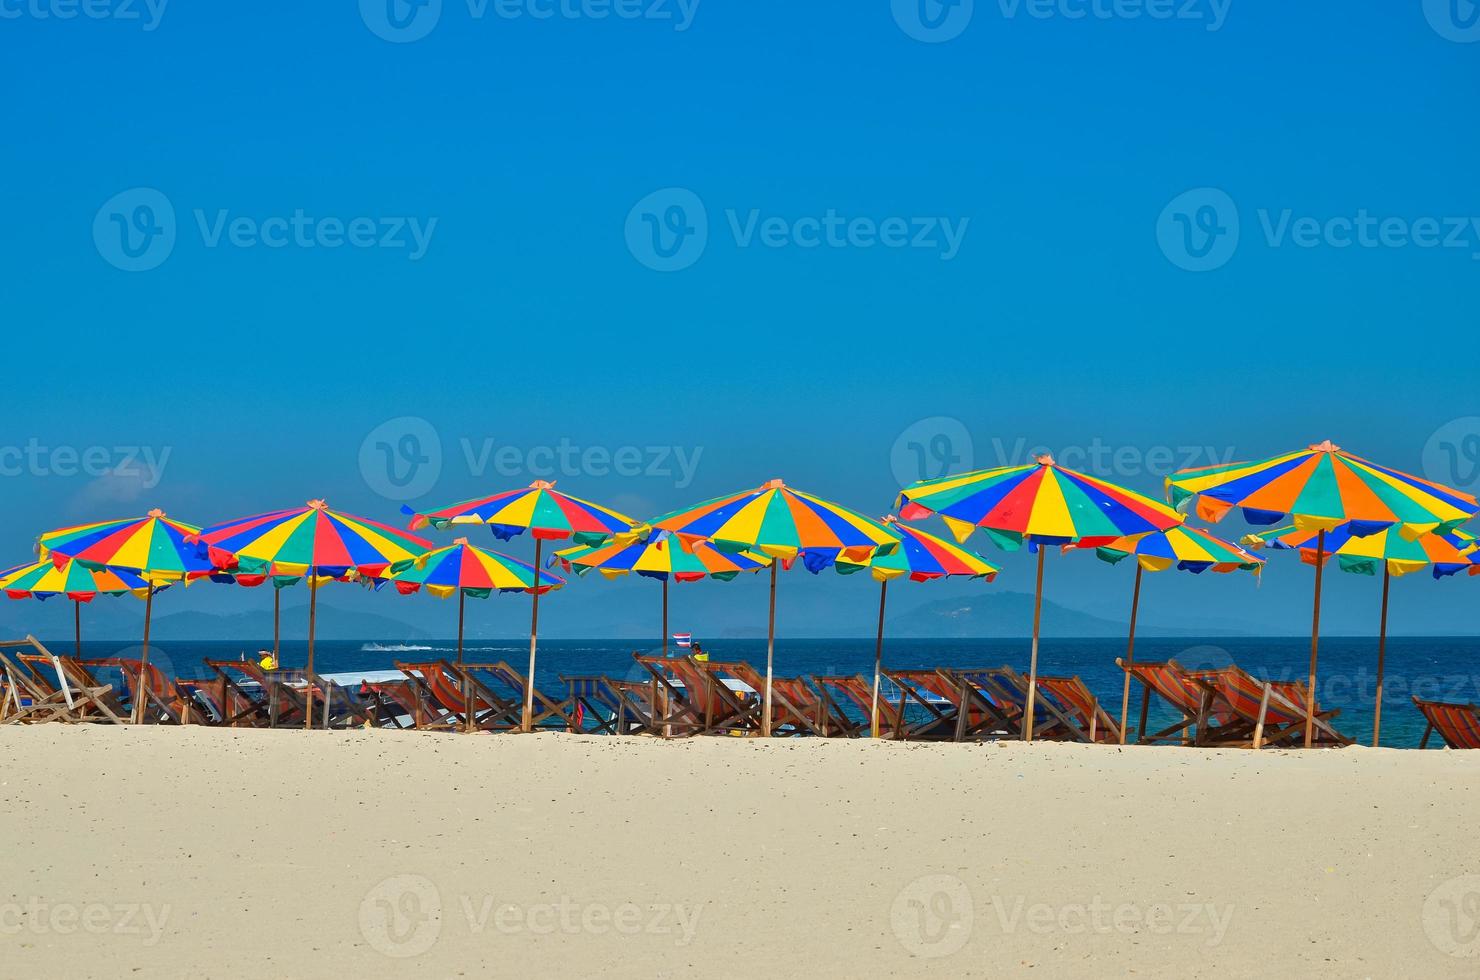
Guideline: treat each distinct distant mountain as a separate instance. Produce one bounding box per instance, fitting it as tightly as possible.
[886,592,1244,638]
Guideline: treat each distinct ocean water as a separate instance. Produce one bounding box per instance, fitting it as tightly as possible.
[46,635,1480,749]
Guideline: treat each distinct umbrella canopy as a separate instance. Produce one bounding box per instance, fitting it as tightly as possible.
[898,454,1184,741]
[649,479,899,735]
[389,539,564,598]
[1170,440,1479,747]
[554,530,770,583]
[898,455,1185,549]
[1,558,154,600]
[834,516,999,738]
[39,509,212,584]
[1167,440,1477,538]
[194,500,433,580]
[1092,525,1265,575]
[1245,523,1477,579]
[405,479,639,545]
[1082,524,1263,744]
[651,478,898,567]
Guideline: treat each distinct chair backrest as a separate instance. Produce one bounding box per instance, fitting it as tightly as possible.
[813,675,900,726]
[1121,660,1207,716]
[1414,697,1480,749]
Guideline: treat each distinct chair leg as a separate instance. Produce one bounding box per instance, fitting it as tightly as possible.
[1252,684,1271,750]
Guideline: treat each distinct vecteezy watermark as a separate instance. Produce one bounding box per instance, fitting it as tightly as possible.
[1423,418,1480,496]
[987,895,1234,947]
[356,417,705,499]
[986,437,1236,479]
[356,875,703,958]
[0,440,170,487]
[0,0,168,30]
[93,188,437,272]
[892,0,1229,42]
[891,417,974,488]
[625,188,969,272]
[1423,0,1480,43]
[359,0,699,42]
[0,899,171,947]
[891,874,974,958]
[1157,187,1480,272]
[1423,874,1480,958]
[359,875,443,959]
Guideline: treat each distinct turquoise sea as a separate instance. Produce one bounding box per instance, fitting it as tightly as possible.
[44,635,1480,749]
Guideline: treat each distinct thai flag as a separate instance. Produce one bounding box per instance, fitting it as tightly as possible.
[672,633,693,649]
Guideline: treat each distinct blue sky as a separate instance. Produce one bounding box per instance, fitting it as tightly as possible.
[2,0,1477,637]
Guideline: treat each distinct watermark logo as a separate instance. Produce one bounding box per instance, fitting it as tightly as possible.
[892,0,974,42]
[1157,187,1239,272]
[997,0,1230,31]
[0,0,168,29]
[1424,418,1480,495]
[0,899,170,946]
[891,873,973,958]
[93,188,176,272]
[1424,874,1480,957]
[360,0,443,42]
[0,440,170,487]
[359,417,443,501]
[1423,0,1480,42]
[626,187,708,272]
[359,874,443,958]
[988,895,1234,946]
[891,417,973,488]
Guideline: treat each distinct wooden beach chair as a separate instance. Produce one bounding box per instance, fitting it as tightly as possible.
[204,660,312,727]
[1413,697,1480,749]
[1188,666,1351,749]
[939,667,1080,741]
[699,660,857,737]
[810,675,907,738]
[395,661,487,731]
[174,676,270,727]
[449,662,575,732]
[1117,658,1230,746]
[882,668,1019,741]
[561,675,664,736]
[1034,675,1123,744]
[634,654,761,736]
[20,653,139,724]
[0,639,123,725]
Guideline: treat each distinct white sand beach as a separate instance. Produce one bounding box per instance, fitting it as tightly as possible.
[2,727,1477,979]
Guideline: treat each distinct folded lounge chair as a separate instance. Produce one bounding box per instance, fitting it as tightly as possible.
[881,668,1020,741]
[1117,658,1227,746]
[634,654,761,736]
[1413,697,1480,749]
[1034,674,1123,744]
[561,675,664,736]
[0,639,123,725]
[1189,666,1351,749]
[698,660,857,738]
[810,675,907,739]
[936,667,1081,742]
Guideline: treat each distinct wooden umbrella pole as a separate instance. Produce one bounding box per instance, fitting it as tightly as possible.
[74,600,81,658]
[1022,545,1047,743]
[134,587,153,725]
[523,539,542,733]
[305,575,317,731]
[870,579,888,739]
[272,587,281,662]
[1304,529,1326,749]
[1118,564,1143,745]
[1373,565,1391,748]
[662,577,669,657]
[764,559,777,738]
[460,590,472,734]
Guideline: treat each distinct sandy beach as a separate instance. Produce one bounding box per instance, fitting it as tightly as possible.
[1,727,1476,979]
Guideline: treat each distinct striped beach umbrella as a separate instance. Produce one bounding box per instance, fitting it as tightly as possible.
[834,517,999,737]
[898,453,1184,740]
[0,558,155,657]
[1245,522,1477,745]
[40,509,209,722]
[406,481,641,732]
[1085,525,1264,744]
[650,479,899,735]
[554,529,770,658]
[1170,440,1479,746]
[193,500,433,726]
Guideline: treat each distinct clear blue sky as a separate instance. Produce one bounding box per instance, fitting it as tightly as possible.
[3,1,1477,636]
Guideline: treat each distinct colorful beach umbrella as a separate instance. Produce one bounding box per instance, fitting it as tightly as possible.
[192,500,434,728]
[1169,440,1479,746]
[407,481,640,732]
[898,453,1185,741]
[554,530,770,656]
[1085,525,1264,744]
[1244,522,1478,746]
[834,516,999,738]
[39,509,209,722]
[0,558,155,657]
[650,479,899,736]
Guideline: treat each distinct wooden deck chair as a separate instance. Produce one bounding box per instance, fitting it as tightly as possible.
[1189,667,1351,749]
[1034,675,1122,744]
[454,661,575,732]
[560,676,663,735]
[204,660,311,727]
[882,669,1018,741]
[395,662,485,731]
[1116,658,1236,746]
[1414,697,1480,749]
[633,654,761,736]
[699,660,855,737]
[21,653,137,724]
[0,639,123,725]
[941,667,1078,741]
[175,676,270,727]
[811,675,907,738]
